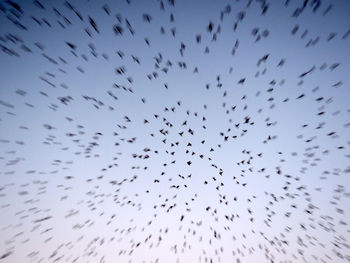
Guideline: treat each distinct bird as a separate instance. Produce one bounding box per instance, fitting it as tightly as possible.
[0,1,349,263]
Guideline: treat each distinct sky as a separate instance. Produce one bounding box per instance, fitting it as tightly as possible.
[0,0,350,262]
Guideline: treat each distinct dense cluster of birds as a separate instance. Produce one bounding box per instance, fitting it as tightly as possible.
[0,0,350,262]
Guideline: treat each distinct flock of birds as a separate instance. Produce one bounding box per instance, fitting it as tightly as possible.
[0,0,350,262]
